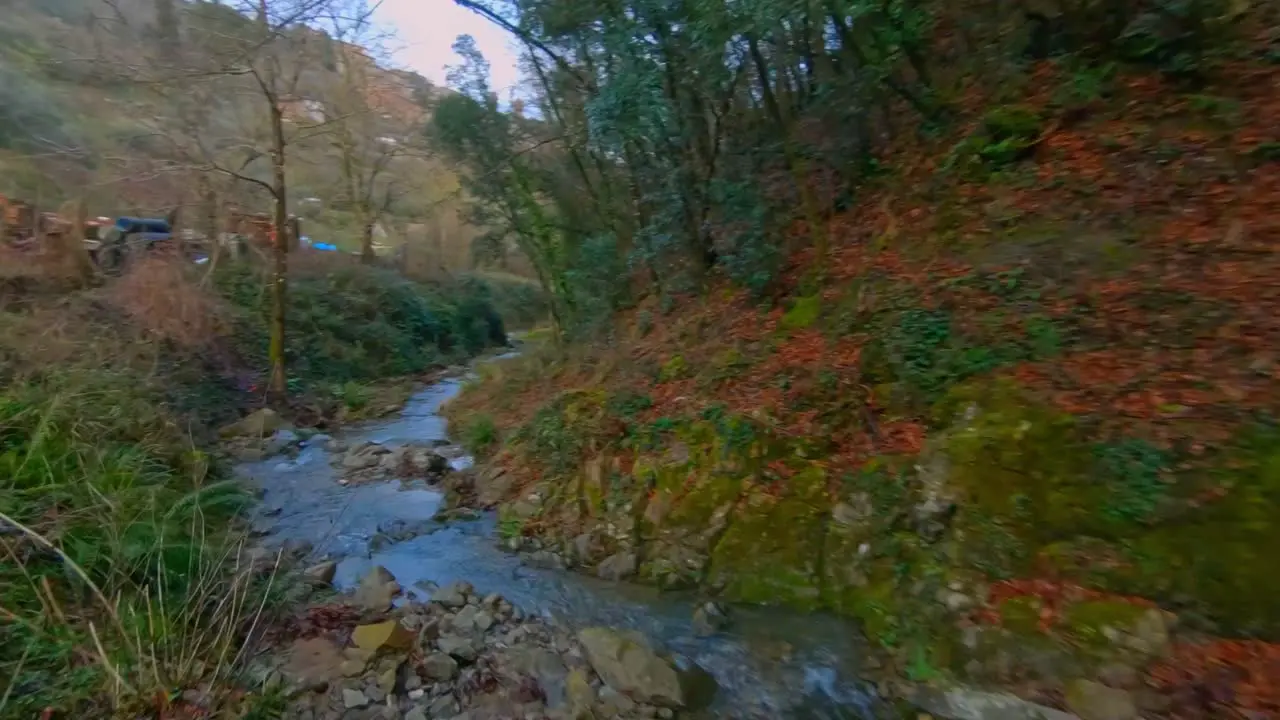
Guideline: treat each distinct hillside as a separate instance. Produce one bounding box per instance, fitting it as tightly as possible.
[0,0,516,273]
[439,2,1280,718]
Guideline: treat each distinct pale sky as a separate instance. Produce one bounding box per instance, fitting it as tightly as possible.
[373,0,523,96]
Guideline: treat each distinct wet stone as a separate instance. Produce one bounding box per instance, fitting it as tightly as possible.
[342,688,369,709]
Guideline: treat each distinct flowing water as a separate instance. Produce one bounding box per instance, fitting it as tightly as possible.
[239,362,888,719]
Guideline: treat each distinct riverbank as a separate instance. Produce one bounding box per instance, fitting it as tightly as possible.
[438,50,1280,717]
[0,258,526,718]
[231,365,894,719]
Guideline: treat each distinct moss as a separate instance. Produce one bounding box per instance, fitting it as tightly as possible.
[1107,428,1280,636]
[847,577,902,648]
[982,104,1043,140]
[708,465,830,609]
[780,294,821,331]
[658,354,688,382]
[939,379,1100,558]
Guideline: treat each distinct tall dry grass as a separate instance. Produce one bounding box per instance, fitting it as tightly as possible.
[104,257,231,350]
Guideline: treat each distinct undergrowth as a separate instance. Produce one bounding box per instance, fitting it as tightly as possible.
[0,384,273,718]
[214,263,510,389]
[0,255,528,716]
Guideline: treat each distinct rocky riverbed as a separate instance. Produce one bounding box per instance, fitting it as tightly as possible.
[226,372,891,719]
[263,569,714,720]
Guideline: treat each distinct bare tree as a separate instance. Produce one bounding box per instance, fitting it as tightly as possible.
[318,3,422,263]
[97,0,367,400]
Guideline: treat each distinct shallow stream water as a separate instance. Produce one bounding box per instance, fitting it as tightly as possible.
[238,363,887,719]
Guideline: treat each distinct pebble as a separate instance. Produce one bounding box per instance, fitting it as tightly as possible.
[342,688,369,709]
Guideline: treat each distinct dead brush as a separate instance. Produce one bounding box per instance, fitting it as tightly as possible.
[103,257,230,350]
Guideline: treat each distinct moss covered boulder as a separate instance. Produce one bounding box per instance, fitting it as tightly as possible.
[706,465,830,608]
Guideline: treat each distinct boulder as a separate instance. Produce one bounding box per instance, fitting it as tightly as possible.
[220,408,289,439]
[577,627,712,708]
[352,620,415,653]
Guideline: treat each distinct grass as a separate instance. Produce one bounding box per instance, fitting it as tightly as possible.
[0,254,540,717]
[0,386,277,719]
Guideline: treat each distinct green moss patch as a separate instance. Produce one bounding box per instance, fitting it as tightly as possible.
[708,465,830,608]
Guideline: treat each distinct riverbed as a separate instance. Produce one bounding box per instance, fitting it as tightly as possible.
[239,367,886,719]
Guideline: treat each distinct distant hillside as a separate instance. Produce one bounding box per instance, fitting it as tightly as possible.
[0,0,525,276]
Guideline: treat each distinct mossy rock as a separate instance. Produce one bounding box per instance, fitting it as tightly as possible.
[1108,428,1280,636]
[707,465,830,608]
[937,379,1102,559]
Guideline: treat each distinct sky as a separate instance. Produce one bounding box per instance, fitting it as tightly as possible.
[372,0,523,96]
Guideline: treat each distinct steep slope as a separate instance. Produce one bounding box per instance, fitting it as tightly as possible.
[444,31,1280,720]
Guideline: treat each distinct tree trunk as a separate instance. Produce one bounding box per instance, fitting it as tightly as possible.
[359,204,376,264]
[268,109,289,401]
[201,177,221,282]
[61,199,97,285]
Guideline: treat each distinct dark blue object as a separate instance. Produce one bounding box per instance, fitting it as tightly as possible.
[114,217,171,235]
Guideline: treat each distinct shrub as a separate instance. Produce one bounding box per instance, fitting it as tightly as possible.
[215,263,508,387]
[461,414,499,456]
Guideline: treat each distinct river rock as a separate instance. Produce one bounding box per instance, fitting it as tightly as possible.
[432,581,471,608]
[691,601,730,637]
[476,467,516,507]
[352,620,415,653]
[342,687,369,709]
[280,637,345,689]
[305,433,333,449]
[355,565,400,611]
[342,443,387,471]
[436,633,480,663]
[220,408,289,438]
[577,627,709,708]
[596,552,638,581]
[1065,679,1137,720]
[422,652,459,681]
[910,686,1078,720]
[427,694,460,717]
[404,708,427,720]
[494,646,569,707]
[303,560,338,586]
[263,428,300,456]
[524,549,567,569]
[566,668,595,718]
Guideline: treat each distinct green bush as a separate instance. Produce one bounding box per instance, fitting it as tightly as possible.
[461,414,499,456]
[215,264,508,388]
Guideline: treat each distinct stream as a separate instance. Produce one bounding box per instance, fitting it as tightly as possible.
[238,360,888,719]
